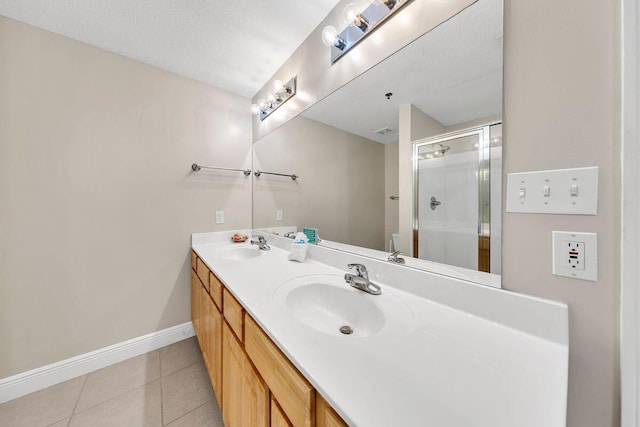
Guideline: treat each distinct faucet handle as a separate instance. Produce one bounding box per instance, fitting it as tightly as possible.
[388,250,406,263]
[251,235,266,243]
[347,263,368,277]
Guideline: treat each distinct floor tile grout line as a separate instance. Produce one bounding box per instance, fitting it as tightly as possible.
[70,378,161,417]
[162,357,204,379]
[69,350,162,416]
[163,398,215,426]
[70,374,89,416]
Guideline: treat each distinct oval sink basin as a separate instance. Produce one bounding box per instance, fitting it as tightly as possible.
[214,246,264,261]
[275,275,413,338]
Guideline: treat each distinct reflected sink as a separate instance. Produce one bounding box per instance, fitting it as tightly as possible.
[214,246,264,261]
[275,275,413,338]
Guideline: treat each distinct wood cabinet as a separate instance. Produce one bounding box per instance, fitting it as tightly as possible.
[202,292,223,406]
[190,271,201,339]
[271,398,293,427]
[316,395,348,427]
[223,288,244,343]
[245,316,315,427]
[196,258,210,292]
[222,322,269,427]
[191,250,347,427]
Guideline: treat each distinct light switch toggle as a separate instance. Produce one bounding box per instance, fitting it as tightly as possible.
[542,185,551,197]
[570,184,579,197]
[519,187,526,198]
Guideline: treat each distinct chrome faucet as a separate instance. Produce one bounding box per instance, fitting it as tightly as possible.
[387,250,405,264]
[250,235,271,251]
[344,263,381,295]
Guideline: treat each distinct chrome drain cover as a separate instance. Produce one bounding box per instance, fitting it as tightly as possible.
[339,325,353,335]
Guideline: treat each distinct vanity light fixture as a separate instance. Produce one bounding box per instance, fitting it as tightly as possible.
[322,0,413,63]
[252,76,297,121]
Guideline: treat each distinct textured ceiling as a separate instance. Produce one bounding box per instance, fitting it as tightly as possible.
[302,0,503,144]
[0,0,342,98]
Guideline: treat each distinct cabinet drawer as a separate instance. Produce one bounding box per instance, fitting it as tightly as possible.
[209,271,223,312]
[191,251,197,272]
[245,316,315,427]
[316,394,347,427]
[223,289,244,343]
[196,258,210,292]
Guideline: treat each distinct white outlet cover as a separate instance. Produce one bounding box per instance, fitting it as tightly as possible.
[215,211,224,224]
[276,210,283,221]
[552,231,597,281]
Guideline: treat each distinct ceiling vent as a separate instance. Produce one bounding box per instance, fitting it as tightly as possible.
[374,127,393,135]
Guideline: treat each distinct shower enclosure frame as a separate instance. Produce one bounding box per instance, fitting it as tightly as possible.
[412,122,499,273]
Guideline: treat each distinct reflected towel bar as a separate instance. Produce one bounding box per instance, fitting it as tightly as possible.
[254,170,298,181]
[191,163,251,176]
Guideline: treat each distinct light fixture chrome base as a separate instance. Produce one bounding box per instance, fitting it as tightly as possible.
[259,76,297,121]
[330,0,414,64]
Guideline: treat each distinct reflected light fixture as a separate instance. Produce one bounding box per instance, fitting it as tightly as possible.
[252,76,297,121]
[322,0,413,63]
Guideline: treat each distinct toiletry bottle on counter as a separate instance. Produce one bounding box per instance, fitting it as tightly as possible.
[287,232,309,262]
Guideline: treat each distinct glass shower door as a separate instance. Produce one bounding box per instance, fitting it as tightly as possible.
[413,125,498,273]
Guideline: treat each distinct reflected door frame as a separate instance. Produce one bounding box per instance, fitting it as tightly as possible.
[411,122,499,273]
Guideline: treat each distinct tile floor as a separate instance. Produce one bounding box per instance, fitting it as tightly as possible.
[0,337,223,427]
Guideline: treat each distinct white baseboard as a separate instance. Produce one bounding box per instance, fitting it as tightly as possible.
[0,322,195,404]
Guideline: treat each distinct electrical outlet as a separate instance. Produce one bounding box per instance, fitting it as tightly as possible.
[552,231,597,281]
[215,211,224,224]
[564,241,585,270]
[276,210,283,221]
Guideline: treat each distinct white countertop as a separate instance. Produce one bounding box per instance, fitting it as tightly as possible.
[192,231,568,427]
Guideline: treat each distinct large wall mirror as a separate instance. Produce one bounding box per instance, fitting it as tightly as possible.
[253,0,503,286]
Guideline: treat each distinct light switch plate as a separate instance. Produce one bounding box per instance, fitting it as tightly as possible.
[276,210,283,221]
[552,231,597,281]
[215,211,224,224]
[506,166,598,214]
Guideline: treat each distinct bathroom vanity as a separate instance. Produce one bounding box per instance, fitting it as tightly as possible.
[191,231,568,427]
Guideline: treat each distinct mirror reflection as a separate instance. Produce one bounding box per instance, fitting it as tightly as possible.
[253,0,503,284]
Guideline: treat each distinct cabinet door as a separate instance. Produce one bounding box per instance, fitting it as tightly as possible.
[203,294,223,407]
[316,394,347,427]
[271,397,293,427]
[222,322,269,427]
[190,271,200,338]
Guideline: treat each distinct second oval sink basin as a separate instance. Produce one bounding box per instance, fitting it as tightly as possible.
[214,246,264,261]
[274,275,413,338]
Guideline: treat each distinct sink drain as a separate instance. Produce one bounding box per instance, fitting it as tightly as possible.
[339,325,353,335]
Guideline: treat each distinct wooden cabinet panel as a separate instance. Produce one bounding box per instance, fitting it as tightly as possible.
[222,323,269,427]
[191,271,201,339]
[196,258,210,292]
[271,397,293,427]
[191,251,197,272]
[224,289,244,343]
[203,293,223,407]
[209,271,223,312]
[245,316,315,427]
[316,395,347,427]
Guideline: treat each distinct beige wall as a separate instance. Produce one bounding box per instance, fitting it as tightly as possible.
[253,116,385,250]
[0,17,252,378]
[503,1,619,426]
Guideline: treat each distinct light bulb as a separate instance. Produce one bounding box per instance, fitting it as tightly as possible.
[343,3,358,24]
[321,26,338,47]
[257,98,268,112]
[267,94,277,106]
[273,80,285,95]
[251,104,260,115]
